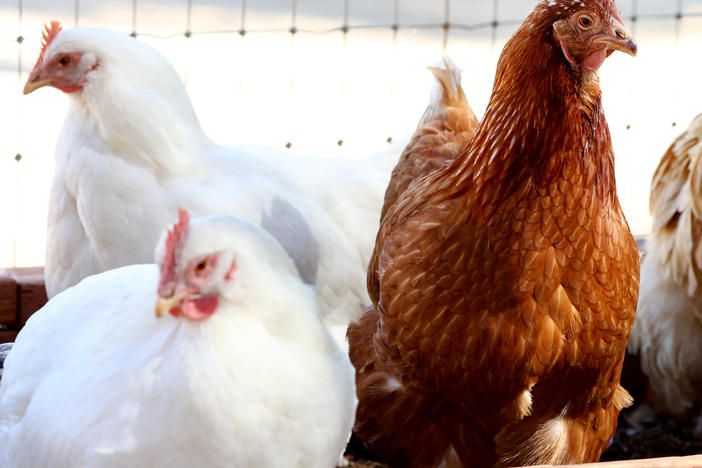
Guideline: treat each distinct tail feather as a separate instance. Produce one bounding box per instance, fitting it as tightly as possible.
[426,56,467,111]
[379,55,478,221]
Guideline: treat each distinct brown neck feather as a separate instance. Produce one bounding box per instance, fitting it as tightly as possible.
[446,13,617,210]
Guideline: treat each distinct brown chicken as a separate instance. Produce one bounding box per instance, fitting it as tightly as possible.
[380,56,478,220]
[348,1,639,467]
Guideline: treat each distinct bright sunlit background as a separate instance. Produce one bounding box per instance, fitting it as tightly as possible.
[1,0,702,268]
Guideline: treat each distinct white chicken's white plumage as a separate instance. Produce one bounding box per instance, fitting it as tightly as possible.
[0,212,356,468]
[25,22,401,344]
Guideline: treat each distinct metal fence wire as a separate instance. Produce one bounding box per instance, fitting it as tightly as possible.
[2,0,702,267]
[6,0,702,154]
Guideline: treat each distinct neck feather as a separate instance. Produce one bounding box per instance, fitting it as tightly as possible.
[448,19,616,208]
[69,69,216,178]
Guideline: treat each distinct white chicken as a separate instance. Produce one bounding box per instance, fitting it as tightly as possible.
[23,21,401,344]
[630,114,702,419]
[0,210,356,468]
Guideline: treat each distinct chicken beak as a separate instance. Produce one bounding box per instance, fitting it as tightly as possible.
[594,18,637,57]
[155,291,189,318]
[23,69,52,95]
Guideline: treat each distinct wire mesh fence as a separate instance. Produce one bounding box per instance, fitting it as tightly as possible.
[2,0,702,268]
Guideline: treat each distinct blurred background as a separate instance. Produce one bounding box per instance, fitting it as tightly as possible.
[1,0,701,268]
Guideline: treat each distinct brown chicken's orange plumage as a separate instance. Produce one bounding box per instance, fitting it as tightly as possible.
[380,56,478,220]
[349,1,639,467]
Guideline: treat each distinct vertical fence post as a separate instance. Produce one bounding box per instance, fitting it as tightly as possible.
[442,0,450,51]
[131,0,138,36]
[671,0,683,129]
[183,0,193,87]
[238,0,247,97]
[287,0,298,150]
[630,0,638,35]
[387,0,399,145]
[491,0,498,47]
[337,0,349,149]
[13,0,24,268]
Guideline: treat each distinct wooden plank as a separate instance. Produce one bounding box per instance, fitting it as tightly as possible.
[0,329,18,344]
[521,454,702,468]
[0,275,18,325]
[17,277,47,325]
[0,268,47,326]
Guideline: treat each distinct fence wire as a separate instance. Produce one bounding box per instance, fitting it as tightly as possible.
[8,0,699,156]
[3,0,702,267]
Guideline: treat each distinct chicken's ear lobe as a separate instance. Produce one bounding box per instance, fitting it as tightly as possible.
[158,209,190,295]
[553,20,577,66]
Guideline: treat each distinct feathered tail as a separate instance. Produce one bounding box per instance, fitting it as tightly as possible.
[426,56,468,115]
[379,56,479,220]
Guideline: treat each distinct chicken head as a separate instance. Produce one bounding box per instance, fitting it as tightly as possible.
[24,21,98,94]
[551,0,637,71]
[155,209,235,321]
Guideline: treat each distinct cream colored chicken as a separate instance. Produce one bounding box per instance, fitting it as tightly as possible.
[630,114,702,420]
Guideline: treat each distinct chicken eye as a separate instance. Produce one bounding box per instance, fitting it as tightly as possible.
[195,260,207,273]
[578,16,594,29]
[58,55,71,67]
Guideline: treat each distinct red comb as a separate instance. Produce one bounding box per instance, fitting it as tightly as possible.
[34,21,62,68]
[158,209,190,296]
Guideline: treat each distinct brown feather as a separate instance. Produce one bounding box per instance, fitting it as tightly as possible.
[352,1,639,467]
[379,57,478,222]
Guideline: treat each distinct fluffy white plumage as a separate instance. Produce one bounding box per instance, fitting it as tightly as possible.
[629,114,702,415]
[27,24,401,345]
[0,214,356,468]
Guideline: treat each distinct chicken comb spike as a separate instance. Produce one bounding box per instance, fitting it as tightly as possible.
[35,21,62,68]
[539,0,622,21]
[158,209,190,296]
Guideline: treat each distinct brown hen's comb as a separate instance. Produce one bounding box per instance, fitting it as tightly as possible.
[158,209,190,296]
[34,21,62,68]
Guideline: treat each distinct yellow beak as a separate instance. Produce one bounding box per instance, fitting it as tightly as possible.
[23,70,53,95]
[155,291,189,318]
[594,18,637,57]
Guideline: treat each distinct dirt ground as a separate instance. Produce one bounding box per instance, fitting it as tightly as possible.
[601,352,702,461]
[601,411,702,461]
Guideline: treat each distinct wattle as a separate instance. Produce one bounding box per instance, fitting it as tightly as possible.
[181,295,218,321]
[581,47,608,71]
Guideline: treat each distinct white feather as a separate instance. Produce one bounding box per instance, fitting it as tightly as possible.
[38,26,404,347]
[0,216,356,468]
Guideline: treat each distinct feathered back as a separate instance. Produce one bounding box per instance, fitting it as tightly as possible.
[379,56,478,219]
[647,114,702,296]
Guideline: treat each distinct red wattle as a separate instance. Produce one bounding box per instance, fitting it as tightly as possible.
[581,48,608,71]
[181,295,218,321]
[56,84,83,94]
